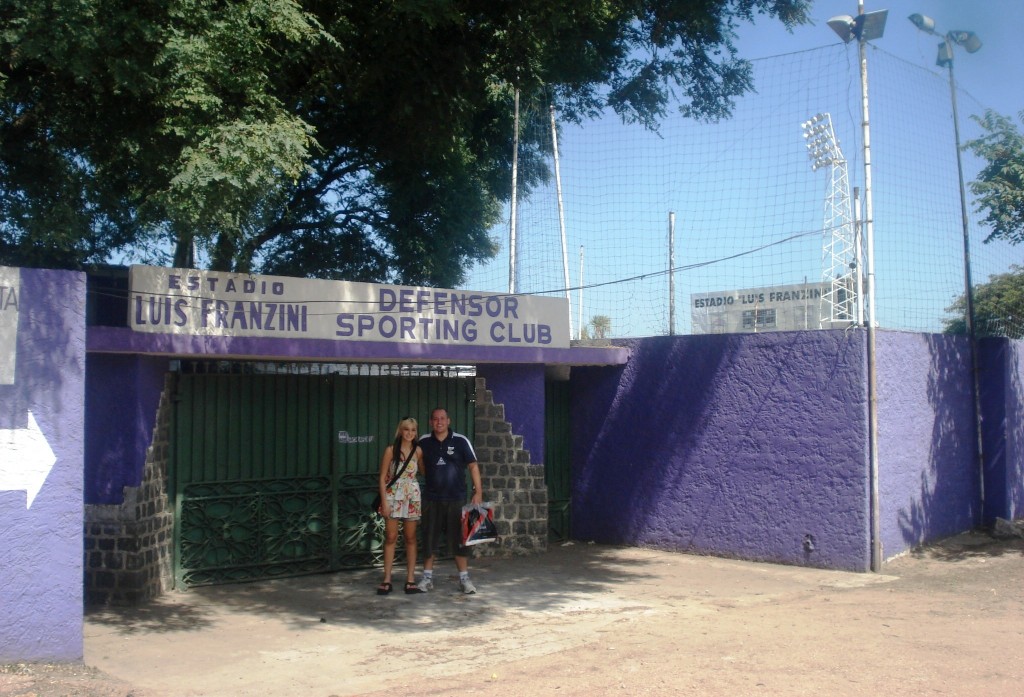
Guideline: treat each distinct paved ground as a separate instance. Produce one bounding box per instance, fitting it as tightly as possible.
[3,529,1024,696]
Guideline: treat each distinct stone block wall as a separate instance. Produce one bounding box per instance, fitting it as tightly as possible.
[84,377,175,605]
[472,378,549,556]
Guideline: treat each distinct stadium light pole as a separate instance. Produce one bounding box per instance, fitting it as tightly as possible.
[908,13,981,342]
[828,2,886,572]
[909,12,986,524]
[913,14,983,341]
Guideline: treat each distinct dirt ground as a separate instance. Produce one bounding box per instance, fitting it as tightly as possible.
[3,527,1024,697]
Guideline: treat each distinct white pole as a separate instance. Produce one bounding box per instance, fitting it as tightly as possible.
[509,89,520,294]
[578,245,585,340]
[857,1,882,573]
[551,103,573,339]
[668,212,676,336]
[853,187,864,327]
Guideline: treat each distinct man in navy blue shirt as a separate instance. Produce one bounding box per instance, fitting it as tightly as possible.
[416,407,483,594]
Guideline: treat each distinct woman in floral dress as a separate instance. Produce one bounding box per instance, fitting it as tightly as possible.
[376,417,424,594]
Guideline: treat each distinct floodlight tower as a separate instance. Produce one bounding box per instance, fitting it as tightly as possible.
[802,113,857,326]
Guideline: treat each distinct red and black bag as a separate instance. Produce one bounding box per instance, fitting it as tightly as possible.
[461,503,498,546]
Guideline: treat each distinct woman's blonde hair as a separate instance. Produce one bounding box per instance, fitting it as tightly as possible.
[393,416,418,440]
[391,417,418,468]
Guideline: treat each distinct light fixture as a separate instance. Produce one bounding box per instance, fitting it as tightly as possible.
[857,10,888,41]
[936,41,954,67]
[908,13,935,33]
[828,10,888,43]
[949,30,982,53]
[802,113,842,172]
[827,15,855,43]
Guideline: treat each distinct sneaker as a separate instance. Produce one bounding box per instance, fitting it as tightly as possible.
[459,577,476,594]
[416,576,433,592]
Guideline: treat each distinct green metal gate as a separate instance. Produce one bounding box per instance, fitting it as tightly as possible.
[544,380,572,542]
[170,364,474,587]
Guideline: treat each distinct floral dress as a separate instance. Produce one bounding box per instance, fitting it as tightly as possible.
[385,456,421,521]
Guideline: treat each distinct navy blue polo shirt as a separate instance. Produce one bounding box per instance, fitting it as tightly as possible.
[419,430,477,501]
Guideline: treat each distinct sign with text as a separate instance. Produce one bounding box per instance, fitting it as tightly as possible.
[691,281,839,334]
[0,266,19,384]
[129,265,570,348]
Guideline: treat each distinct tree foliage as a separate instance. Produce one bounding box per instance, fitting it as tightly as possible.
[1,0,321,268]
[590,315,612,339]
[965,110,1024,246]
[1,0,810,286]
[942,264,1024,339]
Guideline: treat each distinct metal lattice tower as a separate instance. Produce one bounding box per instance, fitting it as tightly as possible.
[802,113,857,326]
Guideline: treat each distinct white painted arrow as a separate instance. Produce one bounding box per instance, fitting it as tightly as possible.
[0,411,56,508]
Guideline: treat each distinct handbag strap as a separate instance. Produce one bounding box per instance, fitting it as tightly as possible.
[384,445,416,489]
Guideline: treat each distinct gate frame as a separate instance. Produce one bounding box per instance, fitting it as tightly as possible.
[168,364,477,587]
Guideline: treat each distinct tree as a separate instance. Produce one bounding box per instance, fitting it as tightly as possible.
[590,315,612,340]
[1,0,323,269]
[942,264,1024,339]
[1,0,811,286]
[964,109,1024,246]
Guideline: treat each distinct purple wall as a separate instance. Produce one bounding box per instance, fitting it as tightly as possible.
[81,285,1023,578]
[476,364,546,461]
[84,354,167,504]
[980,337,1024,522]
[876,332,979,559]
[570,332,872,571]
[0,268,85,661]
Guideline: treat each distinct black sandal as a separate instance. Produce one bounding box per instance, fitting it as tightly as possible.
[376,582,392,595]
[404,582,424,594]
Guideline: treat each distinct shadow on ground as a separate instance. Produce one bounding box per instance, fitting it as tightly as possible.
[85,543,661,636]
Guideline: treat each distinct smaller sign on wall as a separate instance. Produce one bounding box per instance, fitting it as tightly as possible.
[0,266,20,385]
[337,431,375,444]
[691,281,853,334]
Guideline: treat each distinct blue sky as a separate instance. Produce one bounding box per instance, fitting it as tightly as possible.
[737,0,1024,118]
[463,0,1024,338]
